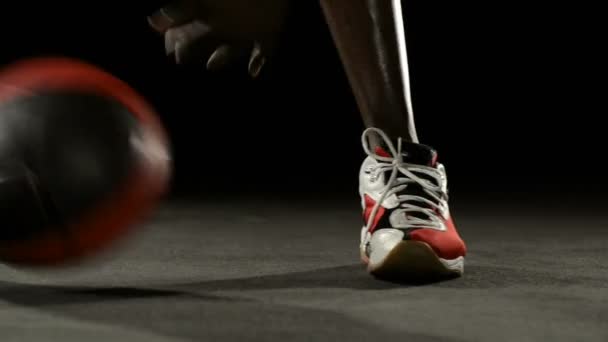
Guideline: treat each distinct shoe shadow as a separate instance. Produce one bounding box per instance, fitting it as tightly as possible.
[0,266,464,342]
[168,262,604,292]
[5,261,567,309]
[0,264,460,308]
[170,264,461,292]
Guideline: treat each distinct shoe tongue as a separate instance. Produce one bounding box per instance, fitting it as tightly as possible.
[376,142,441,223]
[375,142,438,167]
[403,142,438,167]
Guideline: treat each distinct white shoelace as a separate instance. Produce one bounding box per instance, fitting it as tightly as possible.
[362,128,448,231]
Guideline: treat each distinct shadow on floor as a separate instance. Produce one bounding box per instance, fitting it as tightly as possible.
[0,265,466,342]
[171,264,461,291]
[0,281,238,306]
[2,261,602,341]
[0,264,438,307]
[3,260,602,308]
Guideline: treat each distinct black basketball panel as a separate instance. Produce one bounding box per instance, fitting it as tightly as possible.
[0,91,139,228]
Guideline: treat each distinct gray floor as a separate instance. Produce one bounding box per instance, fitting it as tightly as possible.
[1,197,607,341]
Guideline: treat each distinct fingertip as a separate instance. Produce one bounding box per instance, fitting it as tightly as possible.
[248,44,266,78]
[147,9,174,33]
[206,45,232,71]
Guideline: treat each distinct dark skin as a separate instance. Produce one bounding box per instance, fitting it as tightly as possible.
[148,0,418,143]
[320,0,419,143]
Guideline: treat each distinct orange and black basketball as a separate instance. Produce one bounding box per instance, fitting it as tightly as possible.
[0,57,171,267]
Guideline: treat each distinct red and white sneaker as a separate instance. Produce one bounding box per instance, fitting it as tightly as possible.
[359,128,466,280]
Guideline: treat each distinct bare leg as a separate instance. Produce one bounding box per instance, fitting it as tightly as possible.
[320,0,418,143]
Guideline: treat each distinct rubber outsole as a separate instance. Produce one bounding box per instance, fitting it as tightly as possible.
[365,240,463,282]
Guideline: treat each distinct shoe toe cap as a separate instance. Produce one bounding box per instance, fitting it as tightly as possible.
[368,229,404,266]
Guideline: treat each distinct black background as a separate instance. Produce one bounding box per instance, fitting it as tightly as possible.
[0,1,601,200]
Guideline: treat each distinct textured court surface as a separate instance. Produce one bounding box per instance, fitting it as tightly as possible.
[1,196,607,341]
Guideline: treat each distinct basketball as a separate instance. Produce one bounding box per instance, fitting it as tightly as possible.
[0,57,171,267]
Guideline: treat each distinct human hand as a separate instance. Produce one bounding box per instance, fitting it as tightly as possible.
[148,0,290,78]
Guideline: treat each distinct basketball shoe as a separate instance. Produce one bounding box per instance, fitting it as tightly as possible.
[359,128,466,280]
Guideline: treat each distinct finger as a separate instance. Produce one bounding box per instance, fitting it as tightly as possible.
[150,0,290,39]
[148,0,198,33]
[206,45,249,72]
[166,22,225,65]
[175,36,221,66]
[248,43,266,78]
[164,20,211,57]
